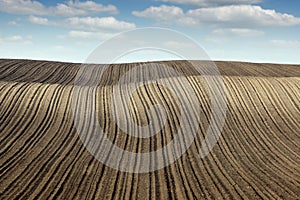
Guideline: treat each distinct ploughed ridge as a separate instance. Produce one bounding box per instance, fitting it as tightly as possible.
[0,59,299,199]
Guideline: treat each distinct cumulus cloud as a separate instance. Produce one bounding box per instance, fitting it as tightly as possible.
[28,16,136,31]
[67,1,117,13]
[66,17,136,30]
[212,28,264,36]
[133,5,184,22]
[28,15,52,25]
[4,35,23,42]
[64,30,114,40]
[8,21,21,27]
[0,35,32,45]
[187,5,300,26]
[156,0,262,7]
[0,0,118,16]
[133,5,300,27]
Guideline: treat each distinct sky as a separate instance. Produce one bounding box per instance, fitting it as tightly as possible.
[0,0,300,64]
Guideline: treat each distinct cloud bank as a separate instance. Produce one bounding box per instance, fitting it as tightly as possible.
[156,0,262,7]
[133,5,300,27]
[0,0,118,16]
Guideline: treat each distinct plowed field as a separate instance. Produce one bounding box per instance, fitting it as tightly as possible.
[0,59,299,199]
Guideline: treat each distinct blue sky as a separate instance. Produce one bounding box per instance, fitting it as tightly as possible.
[0,0,299,64]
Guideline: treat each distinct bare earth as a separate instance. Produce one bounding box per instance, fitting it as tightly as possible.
[0,59,299,199]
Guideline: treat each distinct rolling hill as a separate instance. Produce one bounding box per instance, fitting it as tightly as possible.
[0,59,299,199]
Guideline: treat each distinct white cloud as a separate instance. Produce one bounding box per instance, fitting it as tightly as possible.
[64,30,114,40]
[156,0,262,7]
[5,35,23,42]
[133,5,184,22]
[67,1,118,14]
[0,35,32,45]
[187,5,300,26]
[270,40,300,48]
[28,16,136,31]
[212,28,264,36]
[133,5,300,27]
[0,0,118,16]
[0,0,46,15]
[28,15,51,25]
[8,21,21,26]
[66,17,136,30]
[132,5,196,26]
